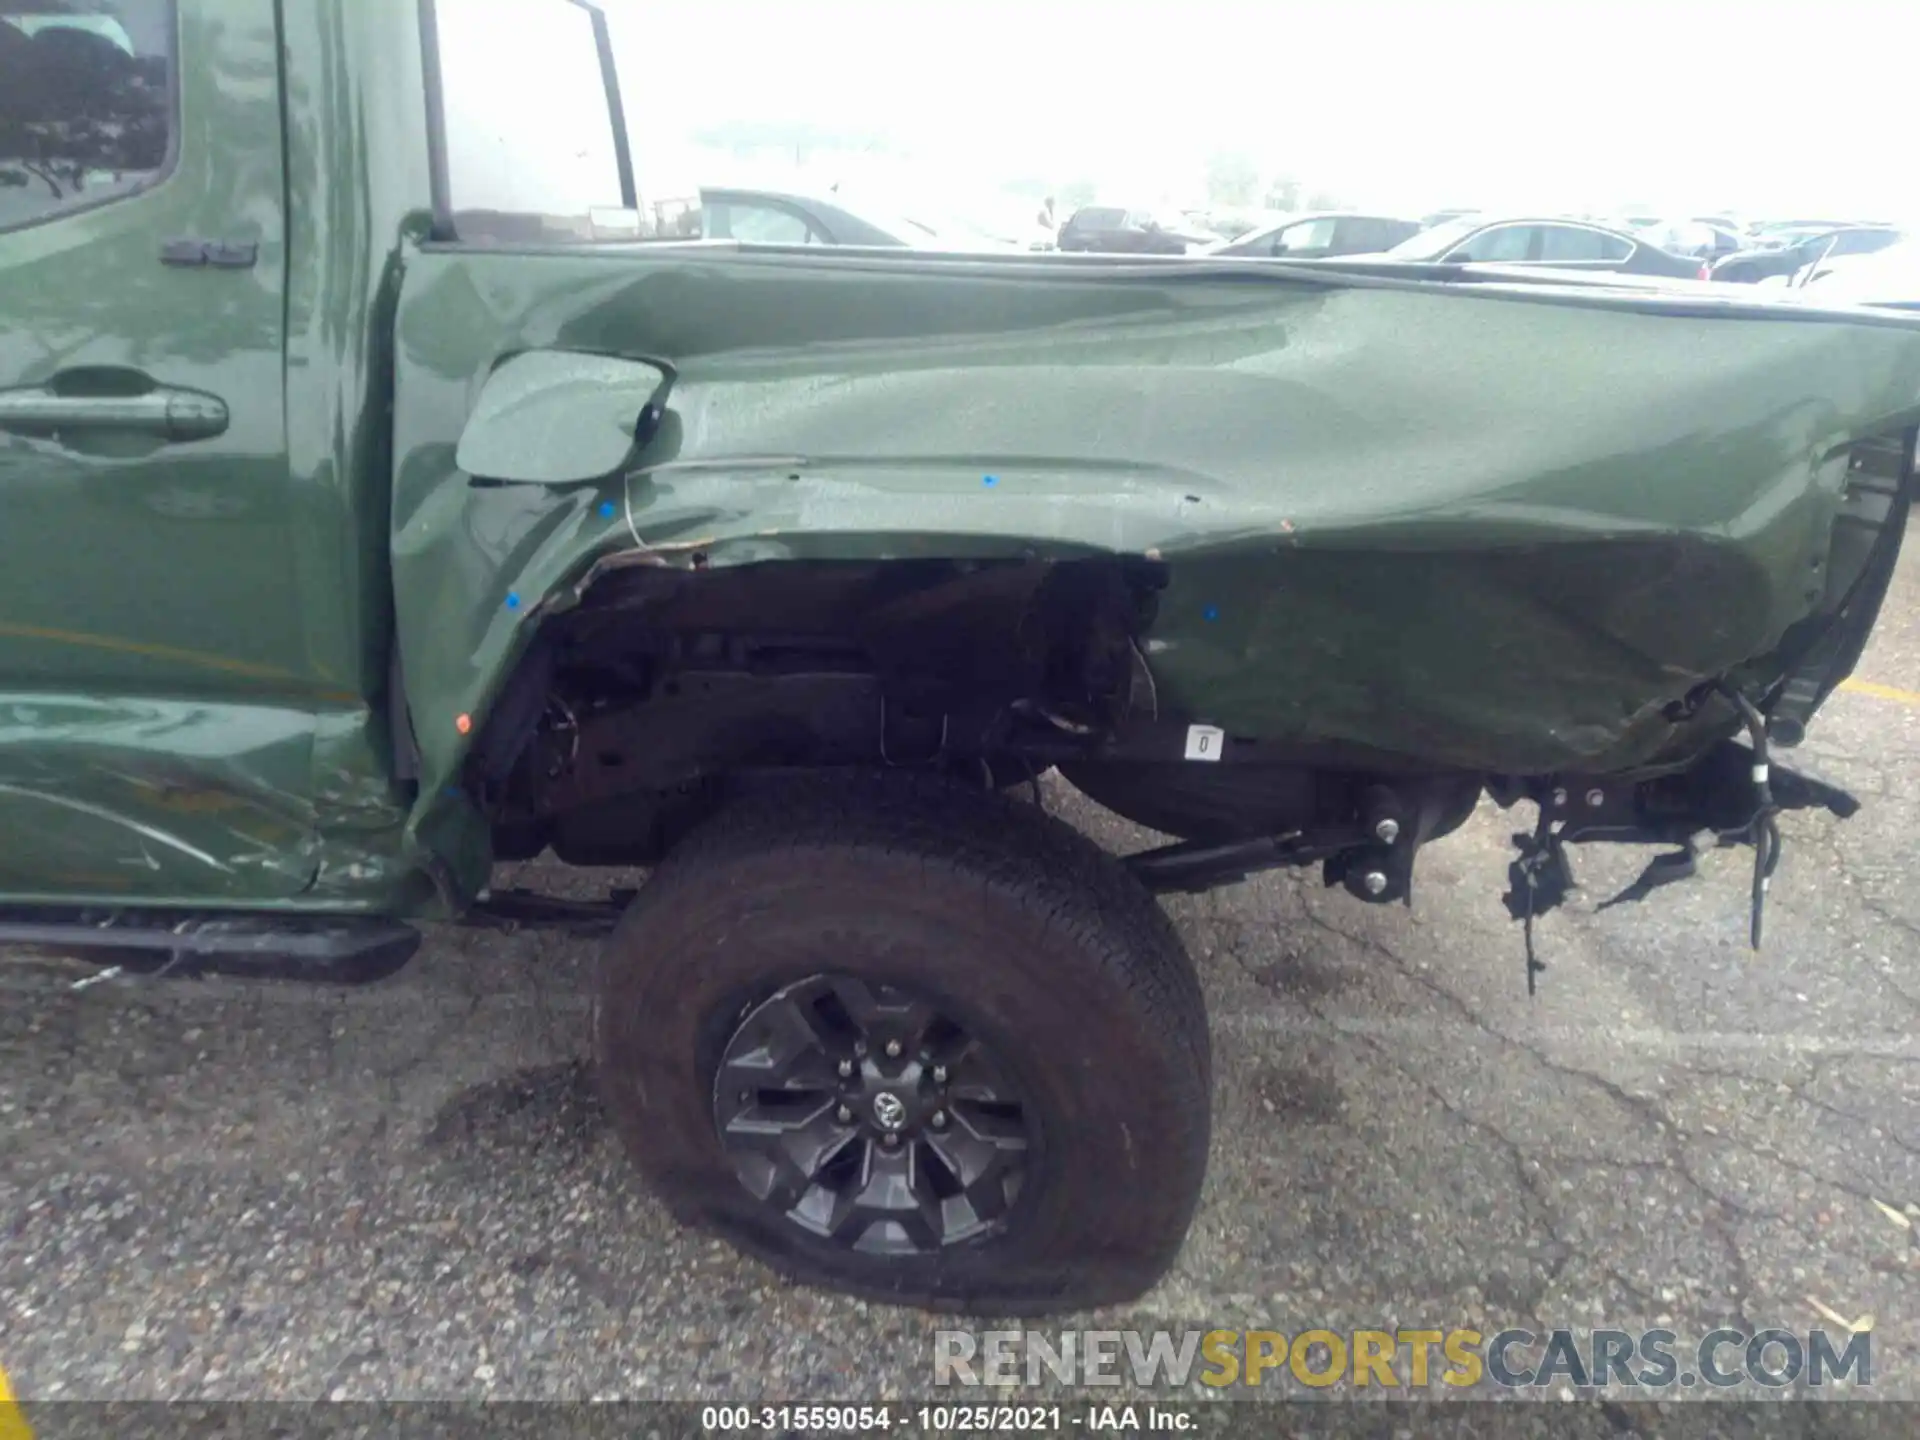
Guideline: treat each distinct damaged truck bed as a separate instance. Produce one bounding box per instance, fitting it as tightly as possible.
[392,251,1920,947]
[6,0,1920,1315]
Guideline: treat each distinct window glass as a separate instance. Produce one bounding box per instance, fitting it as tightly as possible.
[1539,225,1631,261]
[1387,216,1484,260]
[1449,224,1533,262]
[0,1,173,232]
[706,200,817,244]
[1071,207,1126,229]
[1333,218,1384,251]
[1374,219,1420,249]
[1272,217,1337,254]
[1831,229,1898,257]
[435,0,629,243]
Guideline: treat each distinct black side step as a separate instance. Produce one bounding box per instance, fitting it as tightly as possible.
[461,887,634,936]
[0,908,421,985]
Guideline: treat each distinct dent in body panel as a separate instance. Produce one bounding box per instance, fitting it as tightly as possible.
[0,0,328,906]
[0,695,317,898]
[388,249,1920,902]
[269,0,435,910]
[0,695,425,908]
[0,0,429,911]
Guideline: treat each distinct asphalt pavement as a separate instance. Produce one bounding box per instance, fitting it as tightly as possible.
[5,549,1920,1407]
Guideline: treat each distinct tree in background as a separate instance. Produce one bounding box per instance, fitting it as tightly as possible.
[0,8,168,201]
[1265,175,1303,212]
[1205,151,1259,210]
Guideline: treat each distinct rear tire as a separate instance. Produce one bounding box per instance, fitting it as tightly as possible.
[594,768,1211,1314]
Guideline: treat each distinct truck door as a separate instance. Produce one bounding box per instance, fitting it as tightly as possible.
[0,0,313,901]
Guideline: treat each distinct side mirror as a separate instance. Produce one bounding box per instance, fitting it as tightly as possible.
[456,349,670,485]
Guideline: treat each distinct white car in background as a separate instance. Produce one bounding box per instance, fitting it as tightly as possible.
[1632,219,1745,262]
[1795,239,1920,309]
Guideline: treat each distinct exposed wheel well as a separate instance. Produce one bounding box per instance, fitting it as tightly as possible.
[462,554,1486,908]
[470,555,1165,864]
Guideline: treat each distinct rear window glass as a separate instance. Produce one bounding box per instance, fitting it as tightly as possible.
[434,0,632,243]
[1072,207,1127,228]
[1539,225,1631,261]
[0,1,174,233]
[1274,217,1337,253]
[705,199,818,245]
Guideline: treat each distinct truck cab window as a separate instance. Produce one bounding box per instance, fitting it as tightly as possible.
[433,0,630,244]
[0,1,174,233]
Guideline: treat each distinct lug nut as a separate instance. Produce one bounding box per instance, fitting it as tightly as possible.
[881,1132,901,1147]
[1373,817,1400,844]
[932,1065,949,1084]
[884,1039,902,1058]
[1585,788,1605,808]
[1362,870,1389,896]
[931,1110,948,1129]
[837,1059,854,1078]
[835,1104,853,1123]
[1551,787,1568,808]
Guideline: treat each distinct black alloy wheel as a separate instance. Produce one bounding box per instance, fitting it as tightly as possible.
[595,768,1211,1314]
[712,973,1032,1254]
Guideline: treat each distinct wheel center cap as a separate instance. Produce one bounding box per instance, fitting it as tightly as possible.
[871,1091,908,1132]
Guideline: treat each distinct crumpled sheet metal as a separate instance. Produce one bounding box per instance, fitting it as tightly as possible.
[390,250,1920,900]
[0,695,421,908]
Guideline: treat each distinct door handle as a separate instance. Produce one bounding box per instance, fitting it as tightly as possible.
[0,378,228,443]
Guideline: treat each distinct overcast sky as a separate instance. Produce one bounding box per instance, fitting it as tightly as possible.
[610,0,1919,222]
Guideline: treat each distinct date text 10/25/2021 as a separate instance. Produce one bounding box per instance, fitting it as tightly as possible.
[701,1405,1185,1433]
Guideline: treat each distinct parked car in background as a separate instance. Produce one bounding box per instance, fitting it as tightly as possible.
[696,187,1015,252]
[892,206,1030,253]
[1205,212,1422,259]
[1711,226,1905,284]
[1180,209,1230,240]
[1747,219,1861,246]
[1633,219,1744,261]
[1796,239,1920,310]
[699,187,911,246]
[1056,206,1195,255]
[1208,207,1294,243]
[1377,216,1706,277]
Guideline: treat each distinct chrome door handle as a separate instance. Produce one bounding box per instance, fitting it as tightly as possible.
[0,382,229,443]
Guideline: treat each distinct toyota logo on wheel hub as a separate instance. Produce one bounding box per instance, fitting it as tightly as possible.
[871,1091,907,1132]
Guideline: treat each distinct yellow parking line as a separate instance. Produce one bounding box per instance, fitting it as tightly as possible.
[0,1362,32,1440]
[1840,677,1920,707]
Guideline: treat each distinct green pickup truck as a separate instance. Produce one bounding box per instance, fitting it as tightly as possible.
[5,0,1920,1314]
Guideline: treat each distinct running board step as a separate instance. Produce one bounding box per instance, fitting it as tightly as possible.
[461,886,635,935]
[0,908,420,984]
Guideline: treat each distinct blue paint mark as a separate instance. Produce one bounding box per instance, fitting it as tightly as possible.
[982,474,999,488]
[505,591,521,610]
[444,787,462,799]
[599,500,616,518]
[1203,605,1220,622]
